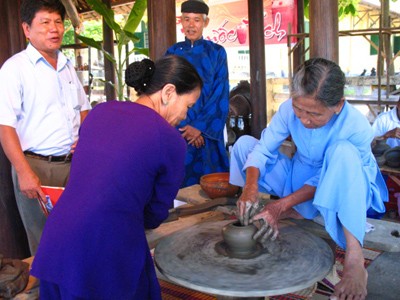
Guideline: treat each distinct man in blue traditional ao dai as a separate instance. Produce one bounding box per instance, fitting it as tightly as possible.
[166,0,230,187]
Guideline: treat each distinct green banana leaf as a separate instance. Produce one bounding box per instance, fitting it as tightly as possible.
[123,0,147,35]
[75,0,148,100]
[75,34,116,65]
[123,30,140,44]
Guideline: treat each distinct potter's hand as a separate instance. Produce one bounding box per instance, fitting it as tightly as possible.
[250,201,285,242]
[252,219,276,242]
[237,183,259,226]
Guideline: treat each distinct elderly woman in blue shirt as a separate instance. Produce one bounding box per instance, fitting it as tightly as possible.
[230,58,387,300]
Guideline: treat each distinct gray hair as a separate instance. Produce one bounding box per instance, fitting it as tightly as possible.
[181,12,208,21]
[290,57,346,107]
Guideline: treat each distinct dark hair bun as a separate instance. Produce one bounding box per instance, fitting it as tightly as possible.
[125,59,155,93]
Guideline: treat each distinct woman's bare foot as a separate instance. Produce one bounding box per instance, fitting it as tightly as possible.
[332,261,367,300]
[332,227,368,300]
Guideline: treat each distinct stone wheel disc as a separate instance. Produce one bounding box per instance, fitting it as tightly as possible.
[154,220,334,298]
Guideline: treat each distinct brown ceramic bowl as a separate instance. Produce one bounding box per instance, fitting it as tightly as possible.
[384,147,400,168]
[200,172,239,199]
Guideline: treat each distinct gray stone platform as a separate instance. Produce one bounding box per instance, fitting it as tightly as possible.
[288,218,400,253]
[367,252,400,299]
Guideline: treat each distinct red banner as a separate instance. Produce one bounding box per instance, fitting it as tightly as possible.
[176,0,298,47]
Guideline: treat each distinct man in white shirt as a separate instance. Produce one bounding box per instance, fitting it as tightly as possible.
[0,0,91,255]
[372,99,400,148]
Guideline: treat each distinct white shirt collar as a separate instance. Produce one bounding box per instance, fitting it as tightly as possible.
[26,43,69,70]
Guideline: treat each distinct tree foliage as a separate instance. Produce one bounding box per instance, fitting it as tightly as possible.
[62,19,103,46]
[62,19,75,45]
[76,0,148,101]
[338,0,360,18]
[304,0,398,20]
[79,20,103,41]
[303,0,389,20]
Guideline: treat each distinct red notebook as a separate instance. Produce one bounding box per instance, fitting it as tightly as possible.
[41,186,64,206]
[39,186,65,216]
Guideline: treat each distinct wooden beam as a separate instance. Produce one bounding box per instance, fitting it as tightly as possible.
[293,0,305,71]
[147,0,176,60]
[60,0,81,28]
[248,0,266,137]
[309,0,338,62]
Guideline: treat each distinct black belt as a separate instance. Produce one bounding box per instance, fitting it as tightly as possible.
[24,151,73,162]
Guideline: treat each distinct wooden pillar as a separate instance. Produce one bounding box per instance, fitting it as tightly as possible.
[0,0,25,63]
[102,0,116,101]
[382,1,394,76]
[0,0,30,259]
[147,0,176,60]
[293,0,305,71]
[248,0,266,138]
[309,0,338,62]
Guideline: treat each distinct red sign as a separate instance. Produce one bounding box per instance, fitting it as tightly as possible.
[176,0,298,47]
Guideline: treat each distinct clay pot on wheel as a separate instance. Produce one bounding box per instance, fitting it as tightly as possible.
[222,221,258,256]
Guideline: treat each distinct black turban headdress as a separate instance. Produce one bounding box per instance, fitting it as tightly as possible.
[181,0,209,15]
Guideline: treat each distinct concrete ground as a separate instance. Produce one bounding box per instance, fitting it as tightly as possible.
[274,214,400,299]
[306,252,400,300]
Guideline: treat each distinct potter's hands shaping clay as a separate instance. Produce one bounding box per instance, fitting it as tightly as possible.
[252,219,276,242]
[250,201,285,242]
[237,183,259,226]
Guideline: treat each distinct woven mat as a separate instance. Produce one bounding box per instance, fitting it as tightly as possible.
[159,246,382,300]
[160,279,315,300]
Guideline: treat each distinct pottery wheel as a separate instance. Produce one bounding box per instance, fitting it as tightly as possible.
[154,220,334,298]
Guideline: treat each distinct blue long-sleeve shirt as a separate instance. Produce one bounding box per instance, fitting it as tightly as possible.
[233,99,388,248]
[166,37,230,186]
